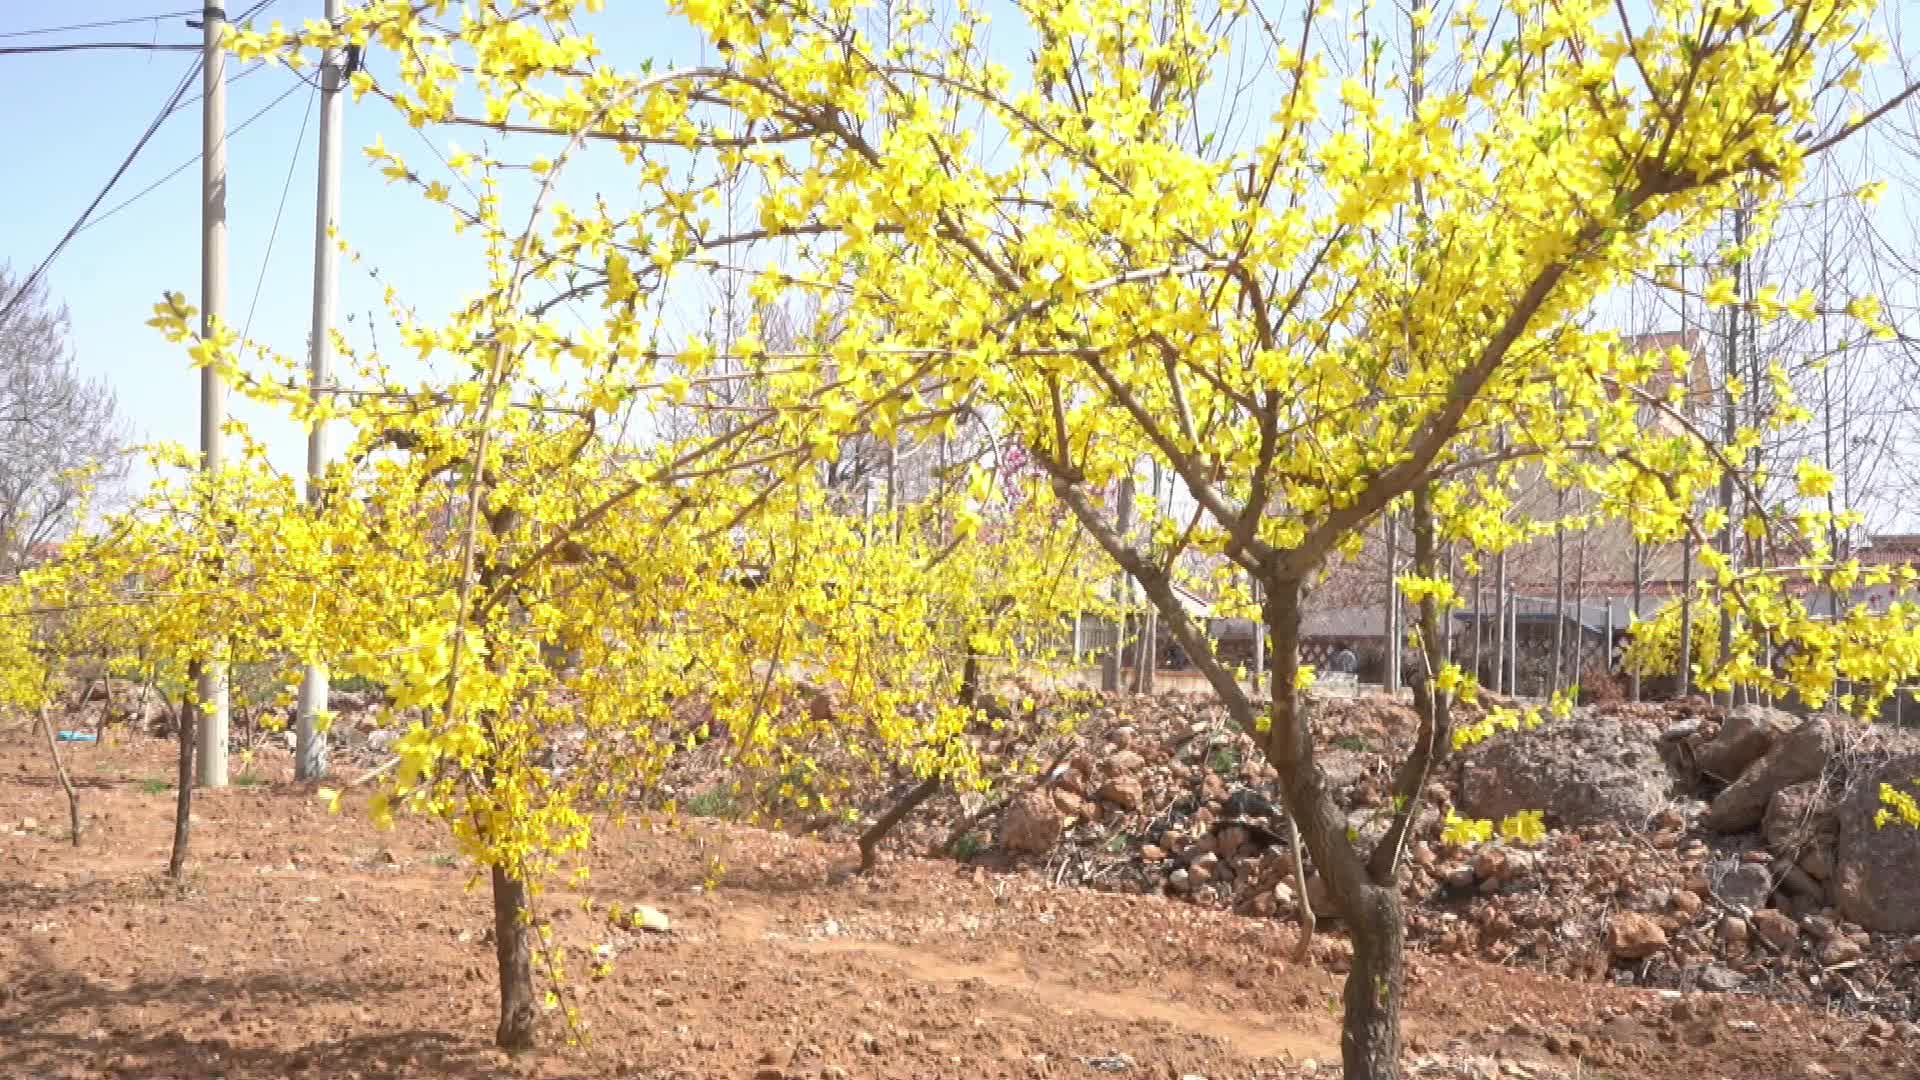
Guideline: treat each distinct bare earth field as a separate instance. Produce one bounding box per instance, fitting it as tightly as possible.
[1,726,1911,1080]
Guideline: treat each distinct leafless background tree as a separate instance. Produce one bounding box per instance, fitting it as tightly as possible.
[0,265,128,569]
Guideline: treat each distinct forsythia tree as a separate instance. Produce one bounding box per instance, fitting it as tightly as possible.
[42,0,1896,1071]
[5,2,1113,1051]
[122,287,1083,1047]
[243,1,1919,1077]
[666,2,1916,1076]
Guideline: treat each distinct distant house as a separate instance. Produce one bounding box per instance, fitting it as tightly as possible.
[1201,605,1390,679]
[18,541,62,567]
[1068,580,1213,669]
[1806,533,1920,618]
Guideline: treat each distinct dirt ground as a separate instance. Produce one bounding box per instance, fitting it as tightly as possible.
[1,725,1911,1080]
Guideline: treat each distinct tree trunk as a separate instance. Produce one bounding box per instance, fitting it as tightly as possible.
[1044,474,1409,1080]
[1287,813,1314,962]
[491,864,539,1049]
[1341,887,1407,1080]
[168,674,197,880]
[1263,583,1407,1080]
[860,776,941,873]
[38,706,81,846]
[96,673,117,740]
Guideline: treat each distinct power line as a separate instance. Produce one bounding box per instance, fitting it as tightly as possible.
[242,83,319,342]
[0,11,196,39]
[172,56,271,114]
[410,124,483,204]
[0,41,199,56]
[0,55,203,327]
[80,74,309,237]
[0,0,276,57]
[2,1,274,45]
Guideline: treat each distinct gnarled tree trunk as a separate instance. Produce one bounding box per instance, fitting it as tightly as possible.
[1341,886,1407,1079]
[1045,476,1433,1080]
[1262,582,1406,1079]
[491,865,538,1049]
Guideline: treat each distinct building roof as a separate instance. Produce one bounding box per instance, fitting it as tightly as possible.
[1859,534,1920,567]
[1301,606,1388,640]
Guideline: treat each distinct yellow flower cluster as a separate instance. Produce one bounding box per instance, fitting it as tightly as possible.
[7,0,1915,1052]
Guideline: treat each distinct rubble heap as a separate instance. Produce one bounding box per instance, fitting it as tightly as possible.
[948,693,1920,1021]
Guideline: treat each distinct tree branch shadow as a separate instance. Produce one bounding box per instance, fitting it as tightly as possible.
[0,947,519,1079]
[0,873,158,919]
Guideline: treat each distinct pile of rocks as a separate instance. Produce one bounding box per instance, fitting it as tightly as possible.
[1663,705,1920,936]
[989,694,1424,916]
[965,693,1920,1020]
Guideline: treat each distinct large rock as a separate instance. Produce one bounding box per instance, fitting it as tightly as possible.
[1097,776,1144,811]
[1696,706,1797,781]
[1459,711,1675,828]
[1834,753,1920,933]
[1001,791,1065,854]
[1704,718,1835,833]
[1762,780,1833,853]
[1607,912,1668,959]
[1706,858,1774,912]
[1750,908,1800,951]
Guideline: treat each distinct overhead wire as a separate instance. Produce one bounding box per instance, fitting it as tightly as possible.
[242,82,321,342]
[0,52,203,326]
[0,11,197,39]
[80,73,309,237]
[0,0,293,331]
[0,42,200,56]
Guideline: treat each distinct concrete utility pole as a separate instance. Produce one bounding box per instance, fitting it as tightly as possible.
[1492,550,1508,694]
[1506,587,1517,698]
[1251,575,1266,692]
[1136,461,1162,695]
[1101,474,1135,693]
[1716,207,1746,710]
[195,2,232,789]
[296,0,345,780]
[1384,513,1400,694]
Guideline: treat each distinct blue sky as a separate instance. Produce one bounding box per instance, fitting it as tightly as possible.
[1,0,721,487]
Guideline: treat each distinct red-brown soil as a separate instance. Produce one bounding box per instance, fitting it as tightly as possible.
[2,724,1911,1080]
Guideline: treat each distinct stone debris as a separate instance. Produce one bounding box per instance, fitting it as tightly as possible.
[309,677,1920,1023]
[919,692,1920,1022]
